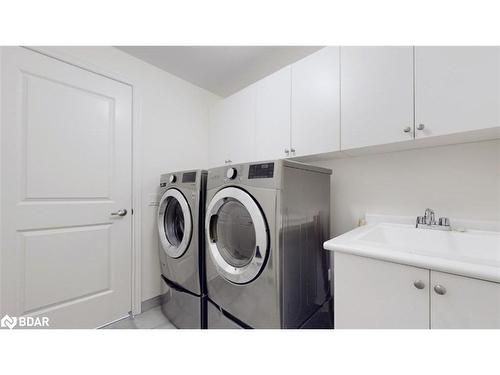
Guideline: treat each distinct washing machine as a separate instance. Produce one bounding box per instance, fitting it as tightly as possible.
[157,169,207,328]
[205,160,332,329]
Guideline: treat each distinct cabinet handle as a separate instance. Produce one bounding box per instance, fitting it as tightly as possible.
[413,280,425,290]
[403,126,412,133]
[290,148,296,155]
[417,124,425,131]
[284,149,290,156]
[434,284,446,295]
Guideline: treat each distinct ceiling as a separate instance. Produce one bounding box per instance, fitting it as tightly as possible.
[116,46,323,97]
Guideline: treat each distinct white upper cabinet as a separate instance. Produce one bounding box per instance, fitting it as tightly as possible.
[415,47,500,138]
[255,66,291,161]
[208,84,257,167]
[291,47,340,157]
[208,46,500,165]
[208,101,230,167]
[341,47,414,150]
[224,85,257,164]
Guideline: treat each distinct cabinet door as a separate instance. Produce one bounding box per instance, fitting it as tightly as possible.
[341,47,414,150]
[255,66,291,161]
[415,47,500,138]
[291,47,340,157]
[431,271,500,329]
[209,85,257,166]
[208,101,230,167]
[224,84,257,164]
[334,253,430,328]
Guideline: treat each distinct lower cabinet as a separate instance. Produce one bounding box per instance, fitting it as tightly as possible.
[334,252,430,328]
[431,271,500,329]
[334,252,500,329]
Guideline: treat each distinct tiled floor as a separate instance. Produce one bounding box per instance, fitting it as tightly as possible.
[102,306,176,329]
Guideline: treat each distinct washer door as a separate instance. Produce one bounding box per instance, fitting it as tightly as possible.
[158,188,192,258]
[206,187,269,284]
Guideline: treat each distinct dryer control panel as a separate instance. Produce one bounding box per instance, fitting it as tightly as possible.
[248,162,274,179]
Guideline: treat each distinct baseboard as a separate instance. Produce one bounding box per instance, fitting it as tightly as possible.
[141,294,164,313]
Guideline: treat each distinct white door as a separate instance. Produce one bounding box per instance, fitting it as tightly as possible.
[1,47,133,328]
[415,47,500,138]
[255,66,291,161]
[340,47,414,150]
[430,271,500,329]
[291,47,340,157]
[334,253,430,329]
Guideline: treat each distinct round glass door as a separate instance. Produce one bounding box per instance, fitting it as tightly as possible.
[157,188,192,258]
[205,187,268,284]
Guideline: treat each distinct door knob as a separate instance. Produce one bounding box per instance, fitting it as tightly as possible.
[417,123,425,130]
[413,280,425,290]
[434,284,446,295]
[111,209,127,217]
[403,126,412,133]
[284,148,290,156]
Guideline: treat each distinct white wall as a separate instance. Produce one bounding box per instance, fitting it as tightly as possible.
[312,140,500,237]
[35,47,220,302]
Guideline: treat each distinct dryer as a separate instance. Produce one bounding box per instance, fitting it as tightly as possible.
[157,169,207,328]
[205,160,332,328]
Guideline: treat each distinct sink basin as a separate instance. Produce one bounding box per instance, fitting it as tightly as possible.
[359,223,500,266]
[324,222,500,282]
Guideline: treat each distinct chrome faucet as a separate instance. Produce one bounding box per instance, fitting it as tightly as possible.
[424,208,436,225]
[416,208,451,231]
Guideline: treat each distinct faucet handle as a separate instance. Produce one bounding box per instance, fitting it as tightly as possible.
[438,217,450,227]
[416,216,425,227]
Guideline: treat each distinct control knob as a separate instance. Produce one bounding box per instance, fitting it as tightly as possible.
[169,175,176,183]
[226,167,237,180]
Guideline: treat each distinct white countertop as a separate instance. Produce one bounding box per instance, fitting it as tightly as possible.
[324,222,500,283]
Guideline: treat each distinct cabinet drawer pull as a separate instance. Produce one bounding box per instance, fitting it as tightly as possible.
[434,284,447,295]
[413,280,425,289]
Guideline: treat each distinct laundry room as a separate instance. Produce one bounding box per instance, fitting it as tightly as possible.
[1,2,499,375]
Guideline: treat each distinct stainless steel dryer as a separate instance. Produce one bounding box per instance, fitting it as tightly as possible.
[205,160,332,329]
[157,170,207,328]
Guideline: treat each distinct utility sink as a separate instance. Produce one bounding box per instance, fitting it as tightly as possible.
[324,222,500,283]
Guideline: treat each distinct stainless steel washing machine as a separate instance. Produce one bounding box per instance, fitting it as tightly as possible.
[207,299,245,329]
[157,169,207,328]
[205,160,332,329]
